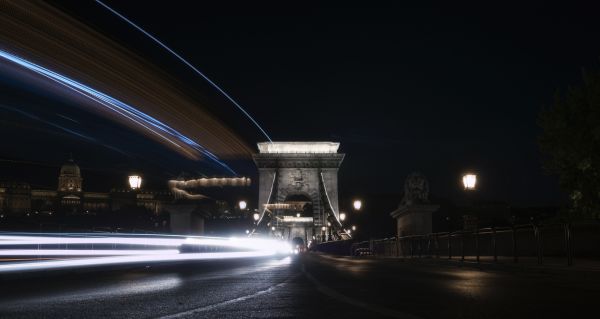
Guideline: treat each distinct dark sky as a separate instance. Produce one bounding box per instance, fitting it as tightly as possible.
[2,1,600,207]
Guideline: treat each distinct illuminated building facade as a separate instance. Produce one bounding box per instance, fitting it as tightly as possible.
[0,157,171,217]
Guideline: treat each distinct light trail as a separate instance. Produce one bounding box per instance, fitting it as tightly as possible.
[0,249,180,256]
[0,235,184,246]
[0,233,291,252]
[95,0,273,143]
[0,49,237,175]
[0,233,292,274]
[0,251,277,273]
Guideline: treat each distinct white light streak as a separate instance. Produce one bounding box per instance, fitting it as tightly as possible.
[0,233,292,273]
[0,249,179,256]
[0,251,276,273]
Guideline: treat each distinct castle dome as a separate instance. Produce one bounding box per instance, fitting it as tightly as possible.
[60,159,81,177]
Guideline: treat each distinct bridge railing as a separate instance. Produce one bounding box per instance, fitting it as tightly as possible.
[348,221,600,266]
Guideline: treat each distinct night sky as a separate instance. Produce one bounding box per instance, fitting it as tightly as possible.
[2,1,600,209]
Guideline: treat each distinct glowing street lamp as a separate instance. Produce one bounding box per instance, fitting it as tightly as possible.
[128,175,142,190]
[339,212,346,221]
[352,225,357,231]
[238,200,247,210]
[253,213,260,221]
[271,226,276,231]
[353,200,362,211]
[462,174,477,190]
[296,213,301,217]
[321,226,326,231]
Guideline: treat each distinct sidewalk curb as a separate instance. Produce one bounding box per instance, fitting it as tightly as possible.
[314,253,600,277]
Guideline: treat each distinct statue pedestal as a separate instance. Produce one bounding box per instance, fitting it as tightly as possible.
[163,204,206,235]
[390,204,439,237]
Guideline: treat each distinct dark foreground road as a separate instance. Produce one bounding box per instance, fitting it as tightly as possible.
[1,253,599,318]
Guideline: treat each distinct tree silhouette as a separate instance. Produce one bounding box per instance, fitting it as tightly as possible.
[539,69,600,219]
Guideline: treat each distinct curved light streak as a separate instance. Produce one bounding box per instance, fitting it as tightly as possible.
[0,49,236,175]
[95,0,273,143]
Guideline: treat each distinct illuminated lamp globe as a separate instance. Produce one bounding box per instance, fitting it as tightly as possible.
[462,174,477,190]
[238,200,247,210]
[253,213,260,221]
[353,200,362,211]
[340,213,346,221]
[128,175,142,190]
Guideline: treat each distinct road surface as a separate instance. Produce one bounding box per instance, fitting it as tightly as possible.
[1,254,598,318]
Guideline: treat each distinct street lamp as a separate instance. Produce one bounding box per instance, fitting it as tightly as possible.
[353,200,362,211]
[253,213,260,221]
[238,200,247,210]
[296,213,301,218]
[352,225,357,231]
[128,175,142,190]
[462,173,477,190]
[271,226,276,231]
[339,212,346,221]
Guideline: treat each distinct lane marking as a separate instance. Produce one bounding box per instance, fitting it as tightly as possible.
[156,275,298,319]
[302,264,423,319]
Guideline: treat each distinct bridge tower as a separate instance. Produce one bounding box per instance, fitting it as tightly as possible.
[253,142,349,243]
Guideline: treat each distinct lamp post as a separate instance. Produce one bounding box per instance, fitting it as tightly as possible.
[238,200,247,210]
[461,173,478,230]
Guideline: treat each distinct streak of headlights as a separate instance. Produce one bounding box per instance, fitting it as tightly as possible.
[0,233,292,273]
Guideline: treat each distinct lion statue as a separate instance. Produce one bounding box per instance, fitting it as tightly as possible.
[401,172,429,206]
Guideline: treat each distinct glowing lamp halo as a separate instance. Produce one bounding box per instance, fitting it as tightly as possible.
[462,173,477,190]
[128,175,142,190]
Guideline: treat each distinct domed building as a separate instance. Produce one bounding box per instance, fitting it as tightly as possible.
[58,158,82,193]
[0,155,172,221]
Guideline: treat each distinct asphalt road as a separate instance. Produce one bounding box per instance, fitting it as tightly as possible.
[1,254,598,318]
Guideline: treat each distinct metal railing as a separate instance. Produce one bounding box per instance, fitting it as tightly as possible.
[349,222,600,266]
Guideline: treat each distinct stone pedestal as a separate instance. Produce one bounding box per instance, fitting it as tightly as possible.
[163,204,206,235]
[390,204,439,237]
